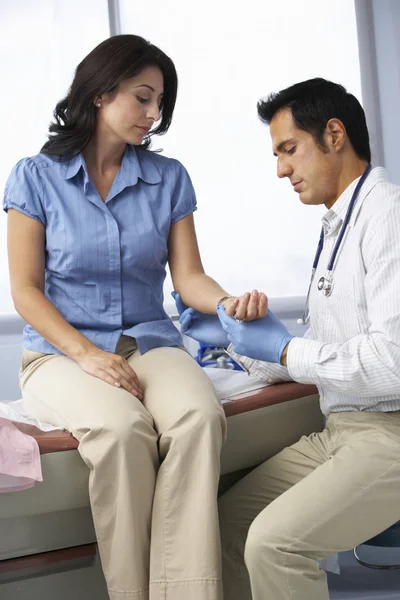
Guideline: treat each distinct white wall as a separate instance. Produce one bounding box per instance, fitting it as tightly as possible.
[120,0,362,302]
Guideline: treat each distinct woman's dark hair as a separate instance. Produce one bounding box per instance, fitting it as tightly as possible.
[257,78,371,163]
[41,34,178,158]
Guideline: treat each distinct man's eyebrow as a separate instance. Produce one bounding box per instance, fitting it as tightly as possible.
[273,138,296,156]
[134,84,164,96]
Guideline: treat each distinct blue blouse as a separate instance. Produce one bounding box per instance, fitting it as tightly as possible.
[3,145,197,354]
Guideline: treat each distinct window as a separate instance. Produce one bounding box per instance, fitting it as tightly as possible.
[0,1,362,312]
[0,0,110,313]
[119,0,361,302]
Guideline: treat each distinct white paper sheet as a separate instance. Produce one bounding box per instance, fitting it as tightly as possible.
[0,399,63,432]
[203,367,268,402]
[0,368,268,432]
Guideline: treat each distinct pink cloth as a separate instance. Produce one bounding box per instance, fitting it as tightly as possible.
[0,417,43,492]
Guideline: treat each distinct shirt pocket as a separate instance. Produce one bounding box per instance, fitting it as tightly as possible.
[325,272,362,340]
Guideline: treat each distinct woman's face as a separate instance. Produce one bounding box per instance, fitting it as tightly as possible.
[96,65,164,145]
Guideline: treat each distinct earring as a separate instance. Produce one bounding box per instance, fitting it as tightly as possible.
[97,103,102,107]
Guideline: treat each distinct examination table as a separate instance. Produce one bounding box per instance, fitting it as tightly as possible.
[0,381,321,599]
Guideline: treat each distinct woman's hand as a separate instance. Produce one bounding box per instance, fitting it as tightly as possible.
[75,348,143,399]
[222,290,268,322]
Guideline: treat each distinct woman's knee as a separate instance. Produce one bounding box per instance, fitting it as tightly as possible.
[79,405,156,455]
[185,403,227,442]
[158,403,226,461]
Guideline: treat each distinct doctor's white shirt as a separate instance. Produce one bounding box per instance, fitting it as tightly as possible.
[230,167,400,416]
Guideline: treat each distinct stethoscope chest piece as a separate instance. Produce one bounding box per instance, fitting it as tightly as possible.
[324,279,333,297]
[318,276,334,297]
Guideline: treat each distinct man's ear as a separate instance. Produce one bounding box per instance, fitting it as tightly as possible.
[324,118,346,152]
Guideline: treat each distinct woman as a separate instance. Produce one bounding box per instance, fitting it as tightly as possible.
[4,35,267,600]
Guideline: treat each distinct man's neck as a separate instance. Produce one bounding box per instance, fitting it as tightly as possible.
[325,158,369,210]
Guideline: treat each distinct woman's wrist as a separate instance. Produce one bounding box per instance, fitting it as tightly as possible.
[62,335,97,361]
[216,294,233,308]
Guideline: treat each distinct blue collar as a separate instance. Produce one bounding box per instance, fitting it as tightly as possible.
[58,145,162,186]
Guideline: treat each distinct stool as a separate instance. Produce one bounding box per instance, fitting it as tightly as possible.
[354,521,400,569]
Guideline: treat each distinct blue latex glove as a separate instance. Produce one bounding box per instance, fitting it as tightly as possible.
[171,291,229,347]
[217,306,294,363]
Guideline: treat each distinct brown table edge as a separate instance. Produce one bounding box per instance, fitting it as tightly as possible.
[12,382,318,454]
[0,543,97,574]
[223,382,318,417]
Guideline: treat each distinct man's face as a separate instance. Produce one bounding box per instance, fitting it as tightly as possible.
[270,108,339,209]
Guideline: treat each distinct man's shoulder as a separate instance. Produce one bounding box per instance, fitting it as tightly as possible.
[363,167,400,213]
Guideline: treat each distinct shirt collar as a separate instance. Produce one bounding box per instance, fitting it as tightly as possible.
[120,145,161,186]
[321,166,388,234]
[57,144,162,186]
[321,179,357,236]
[58,152,85,181]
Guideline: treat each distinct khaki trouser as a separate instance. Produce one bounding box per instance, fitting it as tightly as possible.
[21,337,227,600]
[219,410,400,600]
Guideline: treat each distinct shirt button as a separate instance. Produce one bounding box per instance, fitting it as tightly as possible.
[267,378,273,383]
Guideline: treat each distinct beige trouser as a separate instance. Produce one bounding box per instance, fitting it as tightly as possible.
[20,337,227,600]
[219,410,400,600]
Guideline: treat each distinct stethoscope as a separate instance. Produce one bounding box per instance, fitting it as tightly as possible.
[299,164,372,325]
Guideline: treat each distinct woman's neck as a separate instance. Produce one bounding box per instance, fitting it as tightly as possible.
[83,135,126,175]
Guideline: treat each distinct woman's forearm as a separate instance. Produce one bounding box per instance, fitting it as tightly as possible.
[177,273,230,314]
[13,286,97,359]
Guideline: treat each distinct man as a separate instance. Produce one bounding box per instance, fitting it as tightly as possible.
[174,78,400,600]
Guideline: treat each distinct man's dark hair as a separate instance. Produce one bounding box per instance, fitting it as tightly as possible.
[257,78,371,162]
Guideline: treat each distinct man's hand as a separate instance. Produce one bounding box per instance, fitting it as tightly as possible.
[172,292,229,346]
[217,306,294,364]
